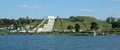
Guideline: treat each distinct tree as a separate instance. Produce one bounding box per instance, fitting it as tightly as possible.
[60,19,63,30]
[0,19,4,25]
[67,25,73,31]
[2,18,10,25]
[74,24,80,32]
[90,22,98,30]
[112,22,120,29]
[9,19,16,25]
[112,22,118,29]
[0,19,4,27]
[118,22,120,28]
[106,17,116,24]
[26,16,31,24]
[75,18,80,22]
[112,18,120,29]
[117,18,120,23]
[117,18,120,28]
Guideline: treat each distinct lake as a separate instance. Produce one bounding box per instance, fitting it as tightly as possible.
[0,35,120,50]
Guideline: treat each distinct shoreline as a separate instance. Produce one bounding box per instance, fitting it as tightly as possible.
[0,32,120,36]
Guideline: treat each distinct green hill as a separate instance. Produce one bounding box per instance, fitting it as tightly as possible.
[53,16,111,31]
[29,19,48,30]
[28,16,111,32]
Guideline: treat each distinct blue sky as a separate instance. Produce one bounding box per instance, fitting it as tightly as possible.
[0,0,120,20]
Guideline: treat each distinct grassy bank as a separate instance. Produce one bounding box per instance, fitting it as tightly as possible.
[54,16,111,31]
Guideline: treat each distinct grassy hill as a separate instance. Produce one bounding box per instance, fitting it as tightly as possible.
[53,16,112,31]
[28,16,111,32]
[29,19,48,30]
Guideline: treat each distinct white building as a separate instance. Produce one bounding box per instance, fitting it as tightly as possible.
[48,16,57,20]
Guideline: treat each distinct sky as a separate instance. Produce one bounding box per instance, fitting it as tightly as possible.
[0,0,120,20]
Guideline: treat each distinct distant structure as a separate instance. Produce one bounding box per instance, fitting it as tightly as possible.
[48,16,57,20]
[37,16,57,32]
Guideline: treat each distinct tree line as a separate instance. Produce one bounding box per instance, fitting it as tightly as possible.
[106,17,120,29]
[67,22,98,32]
[0,17,42,29]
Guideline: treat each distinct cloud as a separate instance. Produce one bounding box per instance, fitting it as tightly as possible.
[80,9,94,14]
[18,5,47,10]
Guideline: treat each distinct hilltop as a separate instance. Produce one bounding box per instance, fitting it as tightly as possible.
[53,16,111,31]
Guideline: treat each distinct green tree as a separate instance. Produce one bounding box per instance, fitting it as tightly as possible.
[75,18,80,22]
[118,22,120,28]
[112,22,118,29]
[117,18,120,28]
[106,17,116,24]
[67,25,73,30]
[117,18,120,23]
[9,19,16,25]
[0,19,4,25]
[112,18,120,29]
[0,19,4,27]
[60,19,62,30]
[26,16,31,24]
[90,22,98,30]
[112,22,120,29]
[74,24,80,32]
[2,18,10,25]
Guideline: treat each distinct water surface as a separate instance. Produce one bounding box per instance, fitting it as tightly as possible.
[0,35,120,50]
